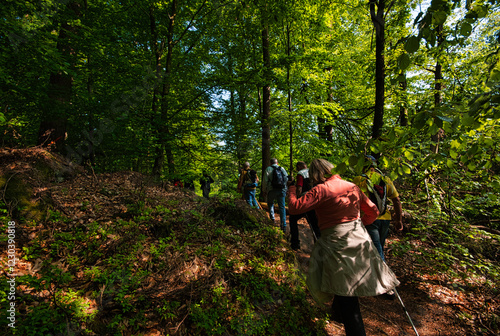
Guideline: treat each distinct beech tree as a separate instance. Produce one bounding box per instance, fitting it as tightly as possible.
[0,0,499,189]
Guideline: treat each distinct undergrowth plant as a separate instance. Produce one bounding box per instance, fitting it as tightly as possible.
[0,183,331,336]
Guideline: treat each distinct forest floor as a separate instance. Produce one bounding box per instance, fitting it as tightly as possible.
[1,148,497,335]
[276,214,476,336]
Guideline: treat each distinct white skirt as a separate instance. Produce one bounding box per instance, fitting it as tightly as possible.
[306,219,400,304]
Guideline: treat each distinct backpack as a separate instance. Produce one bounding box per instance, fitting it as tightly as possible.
[271,166,286,189]
[297,169,312,195]
[248,169,257,184]
[362,169,388,215]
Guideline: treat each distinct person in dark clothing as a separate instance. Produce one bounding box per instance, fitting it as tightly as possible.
[237,162,259,208]
[184,180,195,191]
[289,161,321,250]
[262,158,288,233]
[200,172,214,199]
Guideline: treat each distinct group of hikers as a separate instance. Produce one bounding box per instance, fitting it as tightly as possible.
[173,172,214,199]
[237,156,403,336]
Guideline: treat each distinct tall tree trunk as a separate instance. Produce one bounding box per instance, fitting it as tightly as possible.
[238,89,248,163]
[431,24,444,154]
[370,0,385,140]
[261,20,271,176]
[149,5,164,118]
[286,23,293,174]
[318,69,334,142]
[323,87,334,142]
[38,1,81,153]
[399,73,408,127]
[150,5,164,177]
[154,0,177,177]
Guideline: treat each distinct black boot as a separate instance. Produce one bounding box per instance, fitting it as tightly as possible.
[332,296,366,336]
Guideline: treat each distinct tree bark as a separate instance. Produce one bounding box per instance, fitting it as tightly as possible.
[431,24,444,154]
[38,1,82,153]
[261,19,271,176]
[286,23,293,174]
[154,0,177,177]
[150,5,164,177]
[370,0,386,140]
[400,74,408,126]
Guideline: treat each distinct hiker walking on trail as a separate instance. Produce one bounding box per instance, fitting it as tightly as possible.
[289,161,320,250]
[200,172,214,199]
[287,158,399,336]
[262,158,288,233]
[353,155,403,262]
[237,162,259,208]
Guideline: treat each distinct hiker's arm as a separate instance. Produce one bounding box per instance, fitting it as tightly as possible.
[360,192,379,225]
[391,196,403,231]
[288,185,321,215]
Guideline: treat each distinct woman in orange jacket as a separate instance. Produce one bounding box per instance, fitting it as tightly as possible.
[287,158,399,336]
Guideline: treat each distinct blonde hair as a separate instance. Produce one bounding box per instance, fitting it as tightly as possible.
[309,159,334,185]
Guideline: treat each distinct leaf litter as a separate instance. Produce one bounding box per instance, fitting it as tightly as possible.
[0,148,498,335]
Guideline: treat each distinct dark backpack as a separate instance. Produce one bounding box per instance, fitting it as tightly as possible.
[362,170,388,215]
[248,169,257,183]
[271,166,286,189]
[297,169,312,194]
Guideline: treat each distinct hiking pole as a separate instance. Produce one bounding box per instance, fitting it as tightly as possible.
[307,220,318,243]
[394,288,420,336]
[304,213,318,243]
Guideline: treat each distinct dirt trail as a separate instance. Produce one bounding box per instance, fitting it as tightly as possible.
[272,215,470,336]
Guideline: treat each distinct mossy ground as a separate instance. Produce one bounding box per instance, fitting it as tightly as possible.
[0,167,328,336]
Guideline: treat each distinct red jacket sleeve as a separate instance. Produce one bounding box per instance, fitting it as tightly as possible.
[359,191,379,225]
[287,185,321,215]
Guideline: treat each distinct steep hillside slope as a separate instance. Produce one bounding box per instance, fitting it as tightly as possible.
[1,148,498,335]
[0,151,327,335]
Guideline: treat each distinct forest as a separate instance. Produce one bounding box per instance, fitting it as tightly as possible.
[1,0,499,335]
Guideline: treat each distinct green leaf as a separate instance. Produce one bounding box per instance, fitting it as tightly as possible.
[459,22,472,37]
[467,162,476,171]
[398,53,411,70]
[404,150,414,160]
[388,129,396,141]
[369,143,380,154]
[402,165,411,174]
[348,155,358,167]
[462,114,475,126]
[405,36,420,53]
[413,112,428,129]
[380,156,389,168]
[446,159,454,168]
[466,144,479,157]
[491,69,500,82]
[432,11,448,25]
[450,149,458,159]
[450,139,461,149]
[335,162,347,175]
[437,115,453,123]
[474,5,488,18]
[429,123,439,136]
[483,138,494,147]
